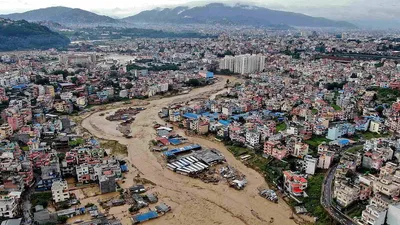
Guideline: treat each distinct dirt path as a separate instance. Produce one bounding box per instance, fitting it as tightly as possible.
[81,76,302,225]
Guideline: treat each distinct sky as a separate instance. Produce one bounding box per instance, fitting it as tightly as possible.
[0,0,399,24]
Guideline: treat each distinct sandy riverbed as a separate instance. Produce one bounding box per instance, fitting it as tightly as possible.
[81,76,309,225]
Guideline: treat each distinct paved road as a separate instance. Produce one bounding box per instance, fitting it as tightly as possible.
[321,165,357,225]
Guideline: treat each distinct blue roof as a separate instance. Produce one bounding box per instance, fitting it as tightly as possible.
[218,120,230,126]
[12,84,27,89]
[183,113,200,120]
[163,144,201,157]
[339,139,350,145]
[168,138,182,145]
[133,211,158,222]
[201,112,219,119]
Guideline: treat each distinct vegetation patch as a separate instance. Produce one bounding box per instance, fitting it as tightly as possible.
[276,122,287,132]
[31,192,52,208]
[101,140,128,155]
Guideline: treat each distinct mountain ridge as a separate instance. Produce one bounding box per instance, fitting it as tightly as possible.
[1,6,119,25]
[0,18,70,51]
[123,3,356,28]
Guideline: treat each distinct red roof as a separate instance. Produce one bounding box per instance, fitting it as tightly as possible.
[293,187,303,193]
[157,138,170,146]
[103,170,113,175]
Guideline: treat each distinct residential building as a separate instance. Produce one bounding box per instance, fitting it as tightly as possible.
[304,155,317,175]
[51,180,70,203]
[387,203,400,225]
[99,175,116,194]
[361,205,387,225]
[283,171,307,197]
[334,181,360,207]
[292,142,309,158]
[0,196,18,218]
[318,151,334,169]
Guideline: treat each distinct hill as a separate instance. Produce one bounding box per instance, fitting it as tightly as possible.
[0,18,70,51]
[1,6,119,26]
[123,3,356,28]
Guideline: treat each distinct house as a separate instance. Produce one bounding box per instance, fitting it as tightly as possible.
[326,123,355,140]
[0,124,13,139]
[264,141,288,160]
[37,162,61,191]
[51,180,70,203]
[369,120,385,134]
[361,205,387,225]
[197,121,209,135]
[334,181,360,207]
[283,171,307,197]
[292,142,309,158]
[245,131,260,147]
[0,196,19,218]
[317,151,334,169]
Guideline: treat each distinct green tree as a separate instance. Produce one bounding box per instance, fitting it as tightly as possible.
[57,216,68,223]
[186,79,201,87]
[125,83,133,89]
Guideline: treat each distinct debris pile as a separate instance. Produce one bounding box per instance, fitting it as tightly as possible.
[106,107,145,121]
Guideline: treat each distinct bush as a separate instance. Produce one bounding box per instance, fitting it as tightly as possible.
[31,192,52,208]
[57,216,68,223]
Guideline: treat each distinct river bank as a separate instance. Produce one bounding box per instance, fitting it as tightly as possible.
[80,76,308,225]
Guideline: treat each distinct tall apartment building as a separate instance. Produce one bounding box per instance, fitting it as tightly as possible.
[219,54,266,74]
[51,180,70,203]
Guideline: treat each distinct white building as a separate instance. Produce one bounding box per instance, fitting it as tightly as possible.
[219,54,266,75]
[245,131,260,147]
[76,165,90,183]
[51,180,70,203]
[304,155,318,175]
[361,205,387,225]
[0,197,18,218]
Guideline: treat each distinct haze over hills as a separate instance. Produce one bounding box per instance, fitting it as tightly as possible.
[0,18,70,51]
[123,3,356,28]
[0,3,356,29]
[1,6,119,26]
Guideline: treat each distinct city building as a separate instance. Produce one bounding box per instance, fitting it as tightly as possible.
[51,180,70,203]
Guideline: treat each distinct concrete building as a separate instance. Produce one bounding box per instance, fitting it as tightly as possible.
[369,120,385,134]
[326,123,355,140]
[304,155,318,175]
[334,181,360,207]
[361,205,387,225]
[283,171,307,197]
[219,54,266,75]
[318,151,334,169]
[51,180,70,203]
[60,54,96,66]
[387,203,400,225]
[99,175,116,194]
[245,131,260,147]
[292,142,309,158]
[0,197,18,218]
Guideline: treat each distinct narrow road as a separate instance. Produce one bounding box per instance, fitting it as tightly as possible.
[322,165,357,225]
